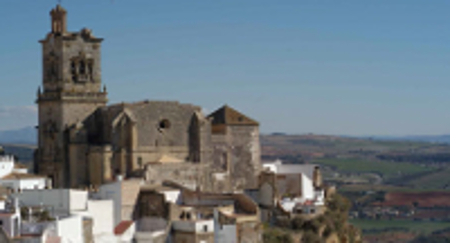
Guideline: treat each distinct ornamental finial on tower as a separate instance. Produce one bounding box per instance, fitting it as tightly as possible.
[50,4,67,34]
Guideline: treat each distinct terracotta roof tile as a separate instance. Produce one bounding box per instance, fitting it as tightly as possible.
[14,163,28,169]
[114,220,133,235]
[1,173,45,180]
[208,105,259,127]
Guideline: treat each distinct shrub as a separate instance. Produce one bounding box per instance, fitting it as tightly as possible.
[263,228,293,243]
[302,230,321,243]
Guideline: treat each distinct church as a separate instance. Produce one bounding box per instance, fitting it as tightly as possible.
[34,5,262,192]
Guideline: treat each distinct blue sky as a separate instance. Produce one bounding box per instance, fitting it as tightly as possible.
[0,1,450,135]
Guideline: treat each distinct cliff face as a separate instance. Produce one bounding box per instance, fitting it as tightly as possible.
[263,193,362,243]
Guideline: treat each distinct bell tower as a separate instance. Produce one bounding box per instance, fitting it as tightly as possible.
[35,5,108,188]
[50,4,67,34]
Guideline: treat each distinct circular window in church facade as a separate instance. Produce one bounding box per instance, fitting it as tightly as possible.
[159,119,171,129]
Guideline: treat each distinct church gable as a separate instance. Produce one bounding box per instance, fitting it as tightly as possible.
[208,105,258,134]
[122,101,202,148]
[111,109,137,128]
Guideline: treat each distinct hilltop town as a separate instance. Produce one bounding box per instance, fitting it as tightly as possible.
[0,5,361,243]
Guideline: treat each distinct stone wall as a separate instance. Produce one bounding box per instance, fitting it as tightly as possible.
[228,125,261,190]
[144,163,210,191]
[237,221,262,243]
[212,125,261,191]
[40,29,103,93]
[37,24,107,188]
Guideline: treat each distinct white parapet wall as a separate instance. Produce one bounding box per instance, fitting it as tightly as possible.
[12,189,88,217]
[172,219,214,233]
[57,215,84,243]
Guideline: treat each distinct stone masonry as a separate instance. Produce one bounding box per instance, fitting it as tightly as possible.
[35,5,261,192]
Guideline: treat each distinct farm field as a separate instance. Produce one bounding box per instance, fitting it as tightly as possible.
[404,168,450,189]
[351,219,450,235]
[261,134,450,242]
[374,191,450,207]
[312,158,432,179]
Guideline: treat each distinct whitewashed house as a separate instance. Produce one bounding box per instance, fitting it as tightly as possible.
[254,160,326,219]
[0,155,47,192]
[0,199,21,239]
[91,178,142,227]
[10,189,115,242]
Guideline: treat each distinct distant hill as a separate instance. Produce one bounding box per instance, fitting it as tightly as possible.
[0,126,36,144]
[268,132,450,144]
[370,135,450,144]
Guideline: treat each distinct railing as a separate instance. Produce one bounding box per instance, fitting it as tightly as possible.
[21,221,56,235]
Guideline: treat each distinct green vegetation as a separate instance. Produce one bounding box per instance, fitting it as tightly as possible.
[262,228,293,243]
[350,219,450,235]
[404,168,450,189]
[313,158,432,179]
[20,207,55,222]
[263,193,361,243]
[262,134,450,242]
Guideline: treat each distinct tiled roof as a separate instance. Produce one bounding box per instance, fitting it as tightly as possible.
[1,173,45,180]
[208,105,259,126]
[14,163,28,169]
[114,220,134,235]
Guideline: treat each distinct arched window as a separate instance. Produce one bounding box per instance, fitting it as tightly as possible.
[71,60,77,81]
[51,62,57,76]
[79,60,86,74]
[47,61,53,78]
[88,61,94,76]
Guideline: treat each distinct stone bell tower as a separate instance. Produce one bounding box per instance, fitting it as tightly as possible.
[35,5,107,188]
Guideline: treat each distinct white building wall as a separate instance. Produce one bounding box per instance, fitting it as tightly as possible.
[95,181,122,227]
[162,190,181,204]
[12,190,75,217]
[72,200,114,236]
[94,233,118,243]
[89,200,114,236]
[214,209,237,243]
[0,215,13,238]
[172,220,214,233]
[57,215,83,243]
[0,156,14,178]
[19,178,47,190]
[300,174,314,201]
[0,180,19,192]
[215,224,237,243]
[69,190,88,211]
[263,160,316,179]
[4,214,19,238]
[0,200,5,211]
[0,178,46,192]
[314,190,325,206]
